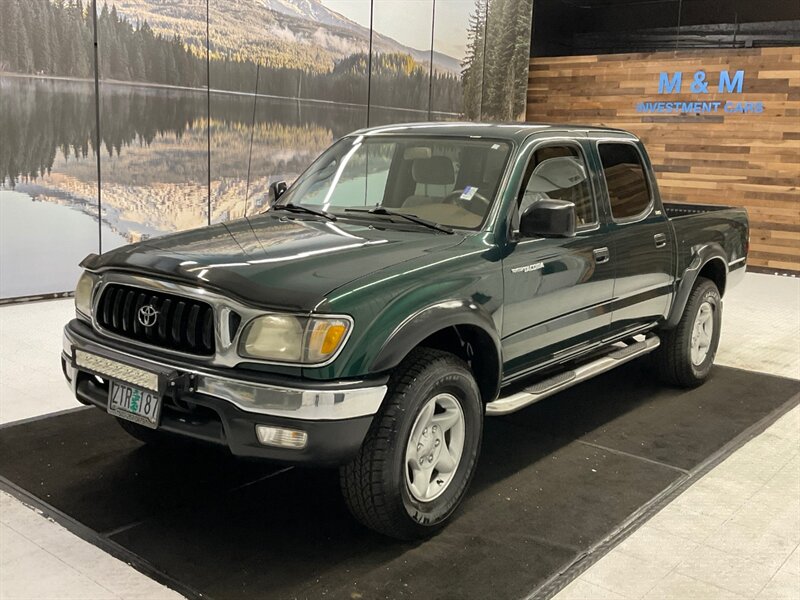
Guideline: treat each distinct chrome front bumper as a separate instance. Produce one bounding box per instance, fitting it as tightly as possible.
[62,319,387,463]
[62,321,386,422]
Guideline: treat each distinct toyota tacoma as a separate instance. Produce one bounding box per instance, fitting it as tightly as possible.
[62,123,749,539]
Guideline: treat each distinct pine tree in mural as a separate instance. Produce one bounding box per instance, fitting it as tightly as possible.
[462,0,488,121]
[462,0,533,121]
[0,0,461,112]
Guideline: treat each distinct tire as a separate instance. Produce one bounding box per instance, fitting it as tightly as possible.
[652,277,722,387]
[340,347,483,540]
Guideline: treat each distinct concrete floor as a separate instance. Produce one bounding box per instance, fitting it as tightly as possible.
[554,272,800,600]
[0,272,798,599]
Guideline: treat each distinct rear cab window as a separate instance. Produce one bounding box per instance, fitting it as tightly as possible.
[598,143,652,221]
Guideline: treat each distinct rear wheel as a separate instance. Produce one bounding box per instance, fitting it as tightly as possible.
[340,348,483,540]
[652,277,722,387]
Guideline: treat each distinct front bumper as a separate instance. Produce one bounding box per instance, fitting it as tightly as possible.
[62,319,386,464]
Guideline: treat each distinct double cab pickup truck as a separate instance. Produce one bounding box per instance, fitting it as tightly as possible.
[62,123,748,539]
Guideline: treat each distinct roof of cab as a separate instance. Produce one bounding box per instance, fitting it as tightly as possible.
[350,121,638,143]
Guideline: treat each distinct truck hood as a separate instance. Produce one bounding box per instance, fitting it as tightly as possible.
[86,214,466,311]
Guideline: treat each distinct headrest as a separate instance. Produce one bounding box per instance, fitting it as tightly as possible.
[412,156,455,185]
[404,147,432,160]
[528,156,586,192]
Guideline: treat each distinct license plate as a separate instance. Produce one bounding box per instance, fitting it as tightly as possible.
[108,381,162,429]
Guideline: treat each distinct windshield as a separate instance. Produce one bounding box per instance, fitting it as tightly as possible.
[277,135,512,230]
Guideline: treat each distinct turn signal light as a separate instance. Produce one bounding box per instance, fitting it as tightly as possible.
[255,425,308,449]
[318,323,347,354]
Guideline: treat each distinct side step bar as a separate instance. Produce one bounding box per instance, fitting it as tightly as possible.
[486,335,661,416]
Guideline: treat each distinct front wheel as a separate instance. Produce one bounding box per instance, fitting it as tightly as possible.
[340,348,483,540]
[652,276,722,387]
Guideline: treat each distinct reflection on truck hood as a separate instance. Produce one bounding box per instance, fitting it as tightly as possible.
[86,214,466,311]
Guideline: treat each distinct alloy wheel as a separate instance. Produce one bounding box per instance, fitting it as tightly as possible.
[691,301,714,366]
[404,393,466,502]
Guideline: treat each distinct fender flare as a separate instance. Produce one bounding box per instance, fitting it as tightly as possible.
[665,244,728,329]
[370,299,503,400]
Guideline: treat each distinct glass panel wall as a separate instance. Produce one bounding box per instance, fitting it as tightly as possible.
[96,0,210,252]
[480,0,534,120]
[208,0,370,220]
[0,0,100,298]
[430,1,479,120]
[0,0,533,299]
[368,0,435,126]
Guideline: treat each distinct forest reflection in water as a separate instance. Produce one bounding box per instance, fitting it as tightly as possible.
[0,75,438,297]
[0,76,421,240]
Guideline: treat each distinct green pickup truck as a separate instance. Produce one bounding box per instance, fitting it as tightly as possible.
[62,123,748,539]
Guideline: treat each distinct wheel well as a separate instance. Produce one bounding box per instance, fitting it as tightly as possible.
[418,325,500,403]
[698,258,727,296]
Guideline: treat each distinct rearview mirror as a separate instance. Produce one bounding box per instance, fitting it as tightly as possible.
[519,199,576,238]
[268,181,288,205]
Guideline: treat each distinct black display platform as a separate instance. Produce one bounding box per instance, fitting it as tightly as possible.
[1,364,797,600]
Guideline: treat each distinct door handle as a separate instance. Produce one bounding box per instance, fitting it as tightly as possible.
[654,233,668,248]
[593,247,610,264]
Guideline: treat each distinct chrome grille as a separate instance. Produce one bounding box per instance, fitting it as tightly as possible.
[96,283,215,356]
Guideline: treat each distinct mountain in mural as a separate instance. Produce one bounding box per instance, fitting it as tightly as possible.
[261,0,357,28]
[111,0,463,74]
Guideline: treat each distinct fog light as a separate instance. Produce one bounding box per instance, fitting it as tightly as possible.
[255,425,308,449]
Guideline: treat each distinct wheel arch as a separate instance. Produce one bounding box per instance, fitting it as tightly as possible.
[697,257,727,297]
[370,300,503,403]
[665,246,728,329]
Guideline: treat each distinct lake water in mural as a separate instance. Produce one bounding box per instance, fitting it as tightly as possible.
[0,76,425,298]
[0,190,127,299]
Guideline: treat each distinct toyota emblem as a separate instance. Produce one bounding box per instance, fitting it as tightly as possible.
[137,304,159,327]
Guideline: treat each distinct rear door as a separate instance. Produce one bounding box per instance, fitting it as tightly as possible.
[501,137,615,380]
[592,139,675,332]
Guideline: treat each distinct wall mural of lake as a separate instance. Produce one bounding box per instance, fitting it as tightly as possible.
[0,0,534,300]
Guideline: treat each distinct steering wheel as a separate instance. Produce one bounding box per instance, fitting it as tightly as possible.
[443,189,491,216]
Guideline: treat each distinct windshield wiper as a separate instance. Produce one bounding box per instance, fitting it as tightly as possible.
[271,202,337,221]
[344,206,453,234]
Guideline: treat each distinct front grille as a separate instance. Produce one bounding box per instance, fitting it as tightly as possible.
[96,283,216,356]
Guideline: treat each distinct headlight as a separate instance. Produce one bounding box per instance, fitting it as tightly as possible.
[74,272,97,318]
[240,315,304,362]
[239,315,351,364]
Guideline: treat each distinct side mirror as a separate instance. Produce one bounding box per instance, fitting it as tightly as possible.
[268,181,288,205]
[519,199,576,238]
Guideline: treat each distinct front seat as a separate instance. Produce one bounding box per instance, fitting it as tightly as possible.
[402,156,455,209]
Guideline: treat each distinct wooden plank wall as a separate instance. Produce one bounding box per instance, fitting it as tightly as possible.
[527,47,800,273]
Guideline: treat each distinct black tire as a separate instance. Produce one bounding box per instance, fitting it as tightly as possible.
[339,347,483,540]
[652,277,722,387]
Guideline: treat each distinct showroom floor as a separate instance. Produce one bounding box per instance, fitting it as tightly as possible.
[0,272,798,600]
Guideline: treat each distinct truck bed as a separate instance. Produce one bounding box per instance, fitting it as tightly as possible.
[663,202,737,218]
[663,202,749,278]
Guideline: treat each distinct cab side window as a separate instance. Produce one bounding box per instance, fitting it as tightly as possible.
[516,145,596,228]
[598,143,652,220]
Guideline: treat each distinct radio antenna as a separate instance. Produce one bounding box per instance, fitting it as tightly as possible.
[244,63,261,217]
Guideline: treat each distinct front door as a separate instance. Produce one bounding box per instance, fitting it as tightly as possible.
[502,140,615,380]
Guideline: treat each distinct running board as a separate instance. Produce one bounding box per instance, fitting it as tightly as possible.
[486,335,661,416]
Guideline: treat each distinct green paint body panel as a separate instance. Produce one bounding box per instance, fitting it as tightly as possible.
[82,123,749,396]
